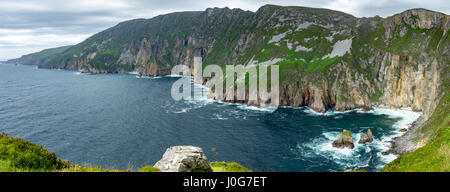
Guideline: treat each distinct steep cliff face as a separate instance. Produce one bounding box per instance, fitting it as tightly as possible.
[375,9,449,116]
[38,8,255,76]
[10,6,449,117]
[244,7,448,116]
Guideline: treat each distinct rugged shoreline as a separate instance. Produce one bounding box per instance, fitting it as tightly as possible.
[196,77,426,163]
[384,115,428,156]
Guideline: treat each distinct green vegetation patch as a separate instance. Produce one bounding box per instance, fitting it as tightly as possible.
[305,56,341,73]
[342,129,352,137]
[1,133,251,172]
[0,132,69,172]
[370,91,383,102]
[210,162,251,172]
[138,166,161,172]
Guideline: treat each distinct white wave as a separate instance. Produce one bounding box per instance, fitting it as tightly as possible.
[370,107,421,130]
[302,107,362,116]
[128,71,138,75]
[73,71,89,75]
[236,104,277,112]
[291,107,421,170]
[136,75,162,79]
[299,128,405,170]
[378,153,398,167]
[213,114,228,120]
[173,108,190,114]
[164,74,184,77]
[298,132,366,171]
[318,132,356,156]
[191,82,276,113]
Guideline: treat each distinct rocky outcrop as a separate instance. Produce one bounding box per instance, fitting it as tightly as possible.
[332,129,354,149]
[154,146,213,172]
[385,8,449,31]
[358,129,373,144]
[384,115,429,155]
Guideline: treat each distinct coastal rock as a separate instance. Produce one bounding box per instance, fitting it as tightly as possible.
[332,129,354,149]
[358,129,374,144]
[154,146,213,172]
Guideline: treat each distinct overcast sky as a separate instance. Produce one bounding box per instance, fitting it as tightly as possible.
[0,0,448,60]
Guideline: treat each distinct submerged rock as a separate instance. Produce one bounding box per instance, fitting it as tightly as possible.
[358,129,374,144]
[332,129,354,149]
[154,146,212,172]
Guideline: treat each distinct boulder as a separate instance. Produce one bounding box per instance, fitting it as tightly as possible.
[332,129,354,149]
[358,129,374,144]
[154,146,213,172]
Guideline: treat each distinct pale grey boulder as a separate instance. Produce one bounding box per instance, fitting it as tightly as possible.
[154,146,212,172]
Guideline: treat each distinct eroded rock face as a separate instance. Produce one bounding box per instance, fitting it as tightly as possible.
[332,129,354,149]
[154,146,212,172]
[358,129,374,144]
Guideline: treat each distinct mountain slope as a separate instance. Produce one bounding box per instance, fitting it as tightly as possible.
[6,45,72,66]
[19,5,447,116]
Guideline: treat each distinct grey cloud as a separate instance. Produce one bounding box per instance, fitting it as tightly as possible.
[0,0,448,60]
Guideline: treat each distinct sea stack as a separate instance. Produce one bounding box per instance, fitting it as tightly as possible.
[358,129,374,144]
[332,129,354,149]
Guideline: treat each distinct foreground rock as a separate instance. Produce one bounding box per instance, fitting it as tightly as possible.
[332,129,354,149]
[358,129,374,144]
[154,146,212,172]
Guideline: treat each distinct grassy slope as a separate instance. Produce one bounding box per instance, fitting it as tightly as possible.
[0,133,248,172]
[381,94,450,172]
[210,162,251,172]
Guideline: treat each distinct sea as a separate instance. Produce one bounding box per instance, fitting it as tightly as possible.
[0,63,421,171]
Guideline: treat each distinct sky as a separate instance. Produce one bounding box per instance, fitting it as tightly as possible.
[0,0,448,60]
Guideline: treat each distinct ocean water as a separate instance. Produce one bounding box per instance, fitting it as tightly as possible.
[0,64,419,172]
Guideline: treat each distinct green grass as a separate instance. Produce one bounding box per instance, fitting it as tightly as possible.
[0,133,249,172]
[342,129,352,137]
[370,91,383,102]
[305,56,341,73]
[210,162,251,172]
[0,132,69,172]
[58,165,129,172]
[138,166,161,172]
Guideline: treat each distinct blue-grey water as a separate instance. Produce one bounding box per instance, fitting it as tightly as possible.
[0,64,406,172]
